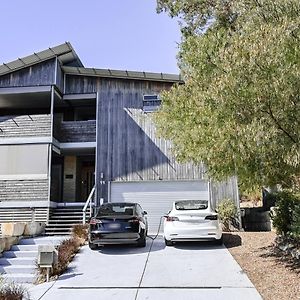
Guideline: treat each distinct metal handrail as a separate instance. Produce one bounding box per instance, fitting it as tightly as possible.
[82,185,96,224]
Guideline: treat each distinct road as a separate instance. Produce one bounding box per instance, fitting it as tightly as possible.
[29,236,262,300]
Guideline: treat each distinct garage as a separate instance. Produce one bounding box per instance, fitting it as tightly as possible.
[110,180,209,234]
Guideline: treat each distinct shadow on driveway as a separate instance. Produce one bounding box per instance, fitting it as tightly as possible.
[172,241,224,251]
[91,237,165,255]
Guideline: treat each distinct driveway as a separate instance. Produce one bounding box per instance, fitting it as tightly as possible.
[29,236,261,300]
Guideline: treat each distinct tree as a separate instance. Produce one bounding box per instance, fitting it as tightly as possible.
[155,0,300,190]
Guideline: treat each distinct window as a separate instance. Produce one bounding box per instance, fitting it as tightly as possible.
[143,95,161,112]
[97,203,136,216]
[175,200,208,210]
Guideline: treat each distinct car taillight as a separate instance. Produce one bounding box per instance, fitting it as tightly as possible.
[205,215,218,220]
[165,216,179,222]
[90,218,102,225]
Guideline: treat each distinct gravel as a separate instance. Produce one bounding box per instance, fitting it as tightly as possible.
[224,232,300,300]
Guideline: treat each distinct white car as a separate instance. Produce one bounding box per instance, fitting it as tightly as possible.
[163,199,223,246]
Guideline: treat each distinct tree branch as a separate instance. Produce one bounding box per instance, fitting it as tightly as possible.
[264,104,298,144]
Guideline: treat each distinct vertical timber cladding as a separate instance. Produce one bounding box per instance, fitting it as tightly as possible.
[93,78,206,202]
[0,58,56,88]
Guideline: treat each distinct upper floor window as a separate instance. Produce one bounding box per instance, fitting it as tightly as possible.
[143,95,161,112]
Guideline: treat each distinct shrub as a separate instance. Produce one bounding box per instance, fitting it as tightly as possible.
[52,238,80,276]
[217,199,237,231]
[0,276,29,300]
[37,237,81,281]
[291,204,300,240]
[271,191,300,236]
[71,224,88,242]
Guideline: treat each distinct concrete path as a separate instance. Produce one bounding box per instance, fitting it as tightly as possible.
[29,236,262,300]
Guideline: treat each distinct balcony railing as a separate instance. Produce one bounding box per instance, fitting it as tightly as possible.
[54,120,96,143]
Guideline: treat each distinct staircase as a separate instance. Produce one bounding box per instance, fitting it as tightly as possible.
[45,207,91,236]
[0,236,66,284]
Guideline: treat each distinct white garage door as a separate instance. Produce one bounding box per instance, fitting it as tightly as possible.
[110,180,209,234]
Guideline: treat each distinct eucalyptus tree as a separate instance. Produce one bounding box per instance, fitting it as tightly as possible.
[155,0,300,190]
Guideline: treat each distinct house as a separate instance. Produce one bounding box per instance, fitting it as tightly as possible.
[0,43,240,234]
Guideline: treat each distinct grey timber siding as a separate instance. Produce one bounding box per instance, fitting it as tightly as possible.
[0,59,56,88]
[56,62,64,92]
[0,179,49,202]
[100,79,203,182]
[211,177,240,210]
[54,120,96,143]
[65,75,98,94]
[0,208,48,224]
[0,114,51,138]
[65,75,204,201]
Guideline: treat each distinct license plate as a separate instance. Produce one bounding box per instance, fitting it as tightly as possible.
[108,223,120,229]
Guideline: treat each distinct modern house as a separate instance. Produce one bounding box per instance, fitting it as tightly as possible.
[0,43,240,234]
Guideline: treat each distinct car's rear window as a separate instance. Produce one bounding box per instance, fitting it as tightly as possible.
[97,203,135,216]
[175,200,208,210]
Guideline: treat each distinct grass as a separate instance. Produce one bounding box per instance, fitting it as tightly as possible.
[0,276,29,300]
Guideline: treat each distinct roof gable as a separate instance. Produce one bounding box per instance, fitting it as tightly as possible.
[0,42,83,77]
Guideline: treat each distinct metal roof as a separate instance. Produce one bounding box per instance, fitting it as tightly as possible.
[0,42,83,77]
[62,66,183,83]
[0,42,182,83]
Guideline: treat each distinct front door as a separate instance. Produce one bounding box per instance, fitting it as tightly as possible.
[80,165,95,201]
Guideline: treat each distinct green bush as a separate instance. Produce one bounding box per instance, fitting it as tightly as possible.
[291,204,300,239]
[217,199,237,231]
[271,191,300,236]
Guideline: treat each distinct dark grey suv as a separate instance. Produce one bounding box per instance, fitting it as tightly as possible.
[89,202,148,250]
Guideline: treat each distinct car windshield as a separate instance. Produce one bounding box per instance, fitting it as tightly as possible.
[97,203,135,216]
[175,200,208,210]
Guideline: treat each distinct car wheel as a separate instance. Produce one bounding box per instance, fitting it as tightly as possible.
[137,236,146,247]
[164,238,173,246]
[215,235,223,245]
[89,242,98,250]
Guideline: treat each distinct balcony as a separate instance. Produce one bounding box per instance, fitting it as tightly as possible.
[54,120,96,143]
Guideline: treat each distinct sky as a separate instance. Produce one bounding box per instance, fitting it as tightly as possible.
[0,0,181,74]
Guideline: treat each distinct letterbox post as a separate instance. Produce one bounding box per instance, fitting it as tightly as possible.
[37,245,58,282]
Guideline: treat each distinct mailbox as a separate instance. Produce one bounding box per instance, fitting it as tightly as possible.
[38,245,58,268]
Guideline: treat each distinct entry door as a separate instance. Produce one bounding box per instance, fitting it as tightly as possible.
[80,166,95,201]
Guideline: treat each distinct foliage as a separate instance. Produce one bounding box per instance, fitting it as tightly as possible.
[71,224,89,242]
[240,186,262,206]
[155,0,300,190]
[291,203,300,239]
[0,275,29,300]
[217,198,237,231]
[52,238,80,276]
[271,191,300,236]
[37,237,81,281]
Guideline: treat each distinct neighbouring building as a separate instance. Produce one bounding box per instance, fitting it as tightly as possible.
[0,43,240,234]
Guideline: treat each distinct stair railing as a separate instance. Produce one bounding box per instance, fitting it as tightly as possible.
[82,185,96,224]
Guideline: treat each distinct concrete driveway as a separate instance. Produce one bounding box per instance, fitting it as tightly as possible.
[29,236,262,300]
